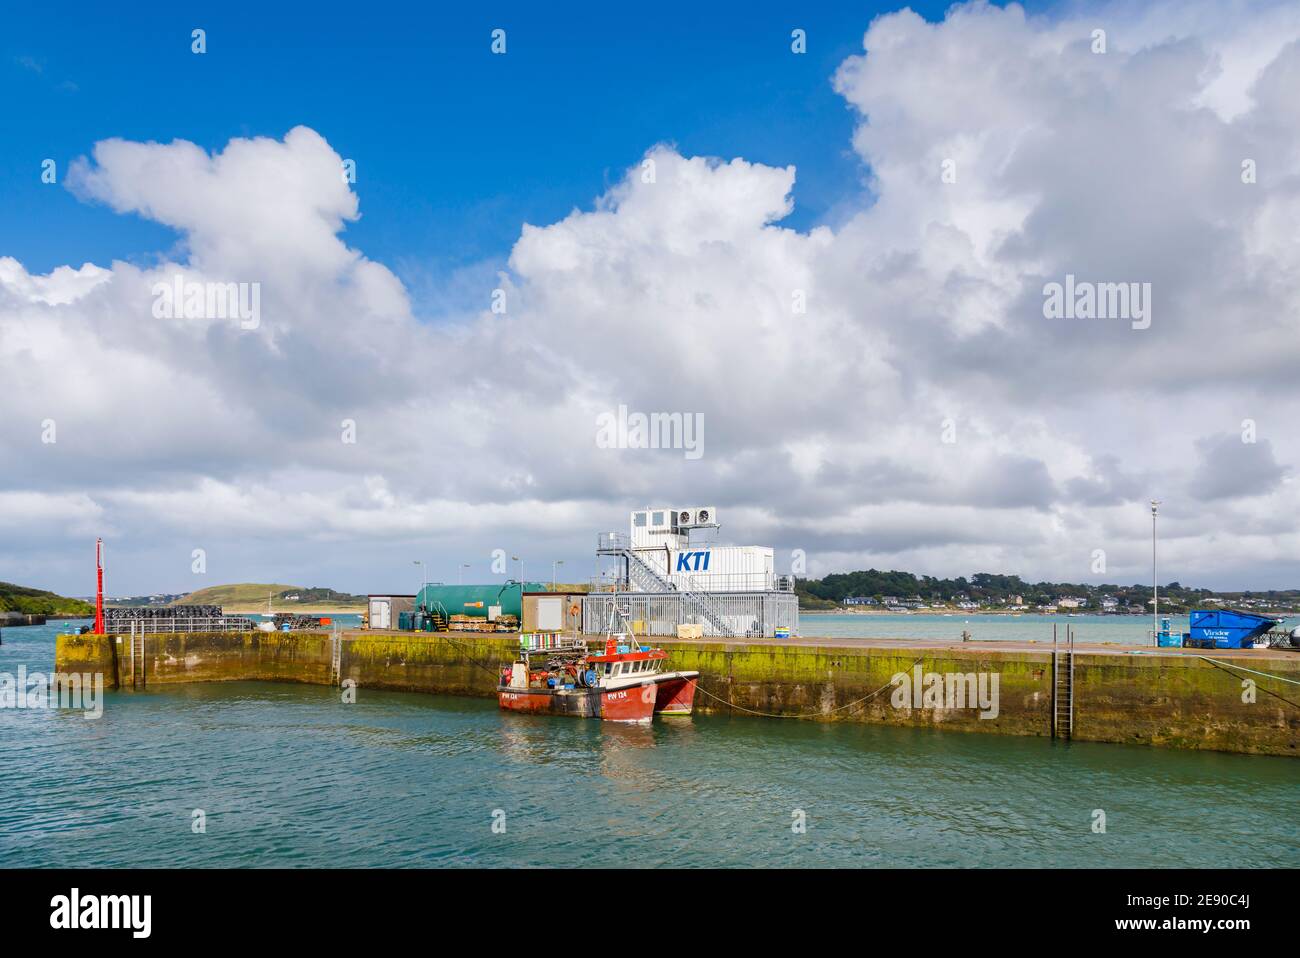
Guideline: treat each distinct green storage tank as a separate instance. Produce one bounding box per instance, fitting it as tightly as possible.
[415,582,546,620]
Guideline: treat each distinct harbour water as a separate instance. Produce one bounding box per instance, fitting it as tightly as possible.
[2,619,1296,868]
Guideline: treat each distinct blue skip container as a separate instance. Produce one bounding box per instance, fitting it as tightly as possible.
[1185,609,1277,649]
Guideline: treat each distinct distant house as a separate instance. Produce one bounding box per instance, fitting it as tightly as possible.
[844,596,876,606]
[1008,594,1024,606]
[956,601,978,610]
[1058,597,1083,609]
[1100,596,1119,611]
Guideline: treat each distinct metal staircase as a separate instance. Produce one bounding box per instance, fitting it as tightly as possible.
[329,628,342,685]
[425,601,449,632]
[596,533,736,637]
[1052,624,1074,740]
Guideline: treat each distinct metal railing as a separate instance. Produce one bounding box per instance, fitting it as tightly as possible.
[596,532,631,553]
[112,617,256,635]
[587,572,793,593]
[519,632,588,652]
[581,591,799,639]
[680,576,736,636]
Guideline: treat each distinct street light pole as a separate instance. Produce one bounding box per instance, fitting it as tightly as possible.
[552,559,564,591]
[459,563,470,585]
[1150,500,1160,642]
[413,560,426,605]
[511,555,522,584]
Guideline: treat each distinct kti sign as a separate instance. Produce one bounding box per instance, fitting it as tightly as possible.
[674,551,712,573]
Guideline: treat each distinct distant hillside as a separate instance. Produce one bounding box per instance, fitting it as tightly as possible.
[0,581,94,617]
[172,583,365,609]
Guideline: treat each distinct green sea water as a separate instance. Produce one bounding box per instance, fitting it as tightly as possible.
[1,619,1295,868]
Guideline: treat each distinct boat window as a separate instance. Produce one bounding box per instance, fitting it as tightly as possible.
[634,512,647,527]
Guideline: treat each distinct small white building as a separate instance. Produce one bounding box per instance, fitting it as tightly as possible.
[366,594,415,630]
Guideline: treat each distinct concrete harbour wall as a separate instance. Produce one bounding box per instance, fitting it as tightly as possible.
[53,630,1300,757]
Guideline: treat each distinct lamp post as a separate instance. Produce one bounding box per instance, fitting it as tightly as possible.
[552,559,564,591]
[413,560,426,605]
[459,563,470,585]
[1150,500,1161,643]
[511,555,523,584]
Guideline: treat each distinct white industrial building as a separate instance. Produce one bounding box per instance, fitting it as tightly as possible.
[581,507,798,638]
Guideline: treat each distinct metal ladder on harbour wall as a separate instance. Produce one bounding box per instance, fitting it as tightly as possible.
[127,629,146,689]
[1052,624,1074,740]
[329,628,342,685]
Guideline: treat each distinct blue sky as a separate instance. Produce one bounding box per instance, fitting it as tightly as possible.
[8,0,1300,596]
[4,0,974,299]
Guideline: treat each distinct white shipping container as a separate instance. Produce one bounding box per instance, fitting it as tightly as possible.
[632,545,774,592]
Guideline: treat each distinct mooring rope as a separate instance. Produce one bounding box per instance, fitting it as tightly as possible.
[1194,655,1300,712]
[445,633,513,679]
[1195,656,1300,687]
[690,655,927,721]
[390,629,508,680]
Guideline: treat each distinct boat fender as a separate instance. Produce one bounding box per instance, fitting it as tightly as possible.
[584,669,598,687]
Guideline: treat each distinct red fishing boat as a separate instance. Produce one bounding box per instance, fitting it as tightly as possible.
[497,607,699,723]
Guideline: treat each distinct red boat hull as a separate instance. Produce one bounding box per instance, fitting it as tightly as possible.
[498,680,657,723]
[598,683,658,722]
[653,673,699,715]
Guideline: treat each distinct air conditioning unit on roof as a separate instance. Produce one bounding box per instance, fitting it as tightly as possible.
[676,507,718,528]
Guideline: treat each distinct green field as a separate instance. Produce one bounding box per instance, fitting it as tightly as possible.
[0,581,94,617]
[172,583,365,609]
